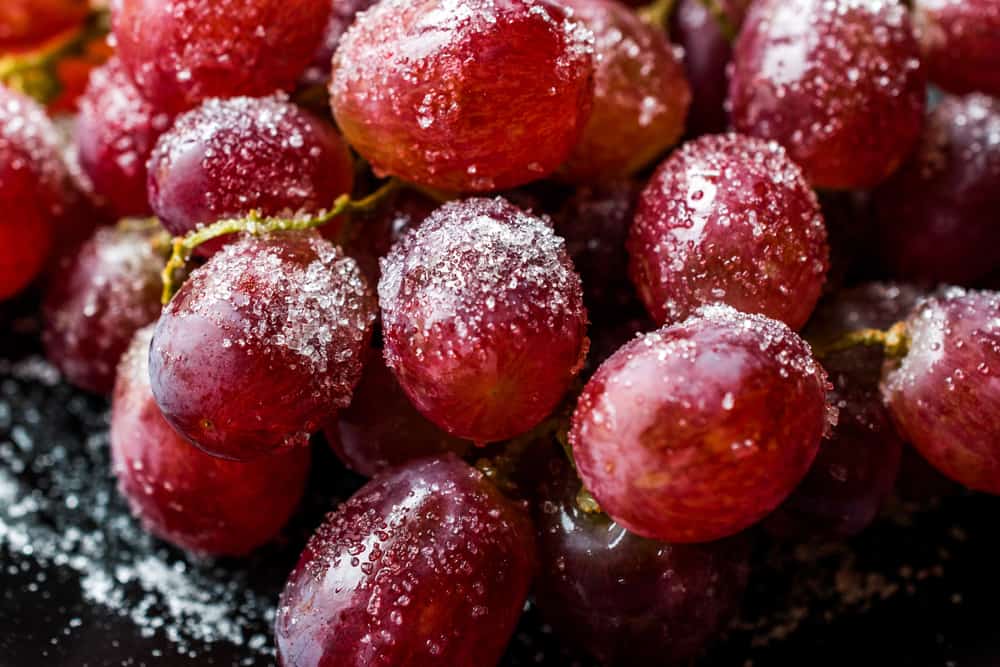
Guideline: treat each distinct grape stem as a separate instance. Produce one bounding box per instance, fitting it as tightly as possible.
[159,179,401,304]
[811,321,911,361]
[639,0,677,28]
[696,0,738,42]
[475,415,566,495]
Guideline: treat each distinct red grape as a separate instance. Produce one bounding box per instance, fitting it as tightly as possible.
[274,455,535,667]
[882,288,1000,494]
[330,0,595,192]
[533,456,750,665]
[325,349,471,478]
[571,304,830,543]
[112,326,310,555]
[914,0,1000,96]
[557,0,690,183]
[871,94,1000,286]
[149,231,375,461]
[379,197,588,444]
[627,133,828,329]
[301,0,378,86]
[76,58,175,219]
[112,0,332,113]
[729,0,925,190]
[0,0,89,53]
[148,95,355,254]
[42,223,163,395]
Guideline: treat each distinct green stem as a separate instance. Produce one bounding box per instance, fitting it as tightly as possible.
[639,0,677,28]
[811,321,910,361]
[697,0,738,42]
[160,179,401,304]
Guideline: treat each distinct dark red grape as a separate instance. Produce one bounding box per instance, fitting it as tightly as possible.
[533,456,750,666]
[148,95,355,254]
[113,0,332,113]
[571,304,830,543]
[274,455,535,667]
[379,197,588,444]
[325,349,471,478]
[43,223,163,395]
[558,0,690,183]
[76,58,175,219]
[301,0,377,86]
[871,94,1000,286]
[150,231,375,461]
[330,0,595,192]
[670,0,750,137]
[112,326,310,555]
[914,0,1000,96]
[627,133,828,329]
[882,288,1000,494]
[0,0,89,53]
[729,0,925,190]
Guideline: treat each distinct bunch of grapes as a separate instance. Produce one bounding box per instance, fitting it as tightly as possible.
[3,0,1000,664]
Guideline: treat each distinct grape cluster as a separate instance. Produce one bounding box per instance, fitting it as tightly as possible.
[4,0,1000,664]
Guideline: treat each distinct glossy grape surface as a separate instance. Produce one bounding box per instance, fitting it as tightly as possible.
[729,0,925,190]
[150,232,375,461]
[628,133,828,329]
[882,289,1000,494]
[301,0,377,86]
[330,0,595,192]
[571,305,829,543]
[112,326,310,555]
[43,223,163,395]
[274,455,535,667]
[914,0,1000,96]
[558,0,690,183]
[0,0,89,53]
[76,58,175,219]
[113,0,331,113]
[872,94,1000,286]
[533,457,750,666]
[379,198,588,444]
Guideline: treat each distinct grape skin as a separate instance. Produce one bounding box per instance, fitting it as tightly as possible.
[0,0,89,53]
[914,0,1000,97]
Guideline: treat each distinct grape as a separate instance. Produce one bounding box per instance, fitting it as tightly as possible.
[914,0,1000,96]
[871,94,1000,286]
[148,95,355,254]
[0,0,89,53]
[76,58,175,219]
[557,0,690,183]
[301,0,377,86]
[112,326,310,555]
[627,133,829,330]
[330,0,595,192]
[149,231,375,461]
[379,197,588,444]
[533,456,750,666]
[571,304,830,543]
[42,223,163,395]
[274,455,535,667]
[729,0,925,190]
[882,288,1000,494]
[325,349,471,478]
[113,0,332,113]
[670,0,750,137]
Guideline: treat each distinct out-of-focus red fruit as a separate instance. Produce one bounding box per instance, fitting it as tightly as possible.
[301,0,377,86]
[0,0,89,53]
[330,0,595,192]
[571,304,830,543]
[274,455,536,667]
[729,0,925,190]
[914,0,1000,96]
[112,326,310,556]
[628,133,828,329]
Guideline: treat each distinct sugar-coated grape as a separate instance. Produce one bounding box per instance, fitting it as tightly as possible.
[113,0,332,113]
[670,0,750,137]
[301,0,377,86]
[42,223,163,395]
[330,0,595,192]
[274,455,535,667]
[379,198,588,444]
[882,288,1000,494]
[0,0,89,53]
[112,326,310,555]
[325,350,472,478]
[729,0,925,190]
[628,133,828,329]
[76,58,175,219]
[150,231,375,461]
[533,457,750,666]
[148,95,355,253]
[571,304,830,543]
[914,0,1000,96]
[557,0,690,183]
[871,94,1000,286]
